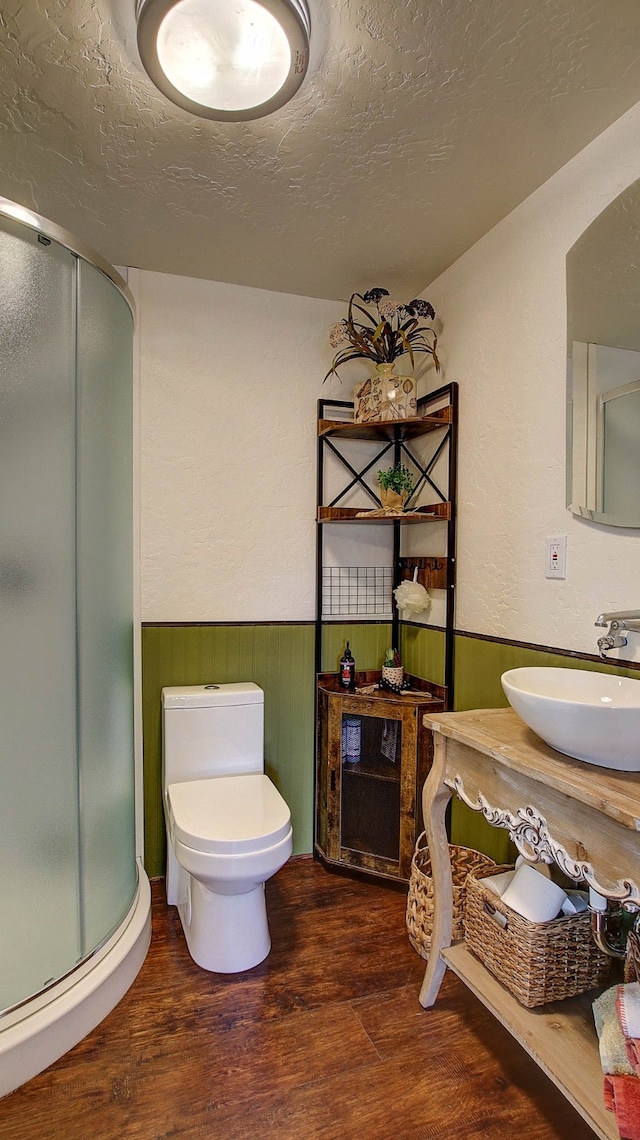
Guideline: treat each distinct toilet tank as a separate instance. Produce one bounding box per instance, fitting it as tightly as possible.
[162,683,264,785]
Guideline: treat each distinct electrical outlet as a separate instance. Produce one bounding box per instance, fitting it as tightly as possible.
[545,535,567,579]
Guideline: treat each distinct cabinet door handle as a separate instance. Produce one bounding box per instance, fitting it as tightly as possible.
[330,770,336,792]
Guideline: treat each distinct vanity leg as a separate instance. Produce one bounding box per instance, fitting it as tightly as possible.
[418,732,454,1008]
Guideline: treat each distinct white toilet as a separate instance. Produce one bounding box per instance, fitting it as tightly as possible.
[162,682,293,973]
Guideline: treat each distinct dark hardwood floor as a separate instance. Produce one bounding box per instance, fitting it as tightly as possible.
[0,859,599,1140]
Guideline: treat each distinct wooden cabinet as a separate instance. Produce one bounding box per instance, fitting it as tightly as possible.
[314,385,457,883]
[316,675,445,883]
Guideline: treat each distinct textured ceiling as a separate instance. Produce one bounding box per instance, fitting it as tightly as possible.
[2,0,640,301]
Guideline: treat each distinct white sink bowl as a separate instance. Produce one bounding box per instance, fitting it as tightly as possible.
[501,667,640,771]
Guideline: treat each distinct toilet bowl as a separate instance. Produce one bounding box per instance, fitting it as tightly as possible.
[162,684,293,973]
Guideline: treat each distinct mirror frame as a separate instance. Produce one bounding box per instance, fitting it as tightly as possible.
[566,178,640,529]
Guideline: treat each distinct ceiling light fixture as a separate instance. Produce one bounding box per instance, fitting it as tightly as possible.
[136,0,310,121]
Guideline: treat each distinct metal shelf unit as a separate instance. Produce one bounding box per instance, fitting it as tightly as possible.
[314,383,458,883]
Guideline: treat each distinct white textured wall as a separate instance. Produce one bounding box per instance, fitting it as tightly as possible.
[424,101,640,661]
[132,270,345,621]
[134,100,640,660]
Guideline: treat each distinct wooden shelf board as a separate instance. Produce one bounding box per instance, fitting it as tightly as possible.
[317,503,451,523]
[441,942,616,1140]
[317,672,447,705]
[340,838,400,864]
[314,844,406,884]
[319,409,452,441]
[341,758,400,783]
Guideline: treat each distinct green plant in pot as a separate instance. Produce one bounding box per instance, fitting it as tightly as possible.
[377,464,414,513]
[382,647,404,690]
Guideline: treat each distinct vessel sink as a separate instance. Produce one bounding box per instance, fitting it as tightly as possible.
[501,666,640,771]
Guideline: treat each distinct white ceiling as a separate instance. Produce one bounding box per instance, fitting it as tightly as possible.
[2,0,640,301]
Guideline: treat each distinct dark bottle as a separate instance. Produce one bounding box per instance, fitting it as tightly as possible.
[339,642,356,690]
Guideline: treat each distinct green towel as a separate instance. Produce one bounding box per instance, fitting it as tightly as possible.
[594,986,636,1076]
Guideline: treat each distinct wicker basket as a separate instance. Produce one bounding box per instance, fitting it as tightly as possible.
[464,864,618,1008]
[406,834,496,960]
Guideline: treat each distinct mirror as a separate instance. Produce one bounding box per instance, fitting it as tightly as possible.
[567,178,640,527]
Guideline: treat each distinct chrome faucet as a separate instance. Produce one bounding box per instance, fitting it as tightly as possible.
[595,610,640,628]
[597,631,628,658]
[595,610,640,659]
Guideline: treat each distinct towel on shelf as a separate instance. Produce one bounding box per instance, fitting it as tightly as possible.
[604,1074,640,1140]
[612,983,640,1079]
[618,984,640,1039]
[627,1038,640,1075]
[593,987,636,1076]
[625,930,640,985]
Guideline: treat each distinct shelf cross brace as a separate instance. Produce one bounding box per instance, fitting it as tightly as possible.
[401,430,450,507]
[323,436,394,508]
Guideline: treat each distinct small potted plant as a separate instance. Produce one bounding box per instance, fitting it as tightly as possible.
[382,648,404,690]
[377,464,414,513]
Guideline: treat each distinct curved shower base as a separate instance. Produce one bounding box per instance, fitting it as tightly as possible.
[0,868,151,1099]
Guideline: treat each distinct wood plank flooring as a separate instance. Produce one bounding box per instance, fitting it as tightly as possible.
[0,859,601,1140]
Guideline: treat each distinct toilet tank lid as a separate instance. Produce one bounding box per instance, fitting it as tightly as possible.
[162,683,264,709]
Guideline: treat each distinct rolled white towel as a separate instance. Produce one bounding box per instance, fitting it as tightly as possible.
[561,889,589,916]
[515,853,552,878]
[500,862,568,923]
[478,870,515,897]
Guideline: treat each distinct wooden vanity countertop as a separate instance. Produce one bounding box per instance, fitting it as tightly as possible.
[422,707,640,833]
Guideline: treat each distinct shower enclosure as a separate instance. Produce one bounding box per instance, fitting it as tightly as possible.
[0,201,150,1096]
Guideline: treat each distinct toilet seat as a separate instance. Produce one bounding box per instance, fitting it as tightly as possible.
[167,773,291,856]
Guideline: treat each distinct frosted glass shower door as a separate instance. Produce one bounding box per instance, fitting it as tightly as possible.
[0,218,81,1010]
[76,261,136,952]
[0,216,136,1015]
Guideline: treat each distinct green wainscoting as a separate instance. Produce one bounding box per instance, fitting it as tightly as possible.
[453,634,637,711]
[320,623,392,673]
[142,624,316,877]
[322,622,445,684]
[141,622,638,878]
[400,623,446,687]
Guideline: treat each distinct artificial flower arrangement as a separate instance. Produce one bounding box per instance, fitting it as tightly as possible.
[324,287,440,382]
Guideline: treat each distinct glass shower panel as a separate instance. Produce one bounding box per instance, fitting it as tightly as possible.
[0,218,81,1011]
[76,261,136,954]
